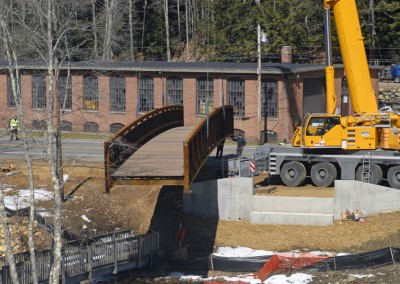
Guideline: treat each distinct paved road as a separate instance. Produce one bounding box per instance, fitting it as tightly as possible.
[0,136,259,162]
[0,137,106,161]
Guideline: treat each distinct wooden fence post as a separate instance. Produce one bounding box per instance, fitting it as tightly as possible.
[61,253,66,284]
[112,233,118,274]
[88,246,93,281]
[138,236,142,267]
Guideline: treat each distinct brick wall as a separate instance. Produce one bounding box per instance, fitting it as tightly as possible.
[0,68,380,143]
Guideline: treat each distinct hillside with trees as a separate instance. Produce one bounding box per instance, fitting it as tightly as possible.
[0,0,399,63]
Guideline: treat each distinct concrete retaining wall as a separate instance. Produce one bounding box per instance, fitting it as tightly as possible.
[184,178,400,226]
[251,196,334,226]
[334,180,400,219]
[183,177,253,221]
[252,196,334,214]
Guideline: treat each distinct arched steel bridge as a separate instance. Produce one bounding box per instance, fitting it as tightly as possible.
[104,105,234,193]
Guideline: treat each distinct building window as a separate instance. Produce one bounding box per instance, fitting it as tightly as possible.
[7,75,21,108]
[58,75,72,110]
[166,77,183,105]
[110,123,125,134]
[83,76,98,110]
[227,78,245,117]
[261,80,278,118]
[84,122,99,133]
[32,75,46,109]
[110,76,126,112]
[32,119,47,130]
[138,76,154,112]
[60,120,72,131]
[196,78,214,115]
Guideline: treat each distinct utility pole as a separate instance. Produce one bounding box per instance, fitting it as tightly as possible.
[257,24,267,144]
[257,24,262,144]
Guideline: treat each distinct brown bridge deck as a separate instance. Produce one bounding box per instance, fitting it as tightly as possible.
[112,126,195,179]
[104,105,234,192]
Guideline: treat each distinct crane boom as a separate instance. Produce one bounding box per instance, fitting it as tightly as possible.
[324,0,378,114]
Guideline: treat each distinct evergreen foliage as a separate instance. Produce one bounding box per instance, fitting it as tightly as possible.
[0,0,398,63]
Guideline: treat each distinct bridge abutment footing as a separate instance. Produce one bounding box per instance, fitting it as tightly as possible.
[183,178,400,226]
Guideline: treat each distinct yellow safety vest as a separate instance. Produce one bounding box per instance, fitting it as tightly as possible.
[10,118,20,129]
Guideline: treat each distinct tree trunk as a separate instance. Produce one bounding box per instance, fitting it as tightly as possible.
[129,0,135,61]
[45,1,63,283]
[103,0,115,61]
[0,183,20,284]
[0,17,25,284]
[164,0,171,61]
[185,0,190,59]
[177,0,181,40]
[91,0,99,59]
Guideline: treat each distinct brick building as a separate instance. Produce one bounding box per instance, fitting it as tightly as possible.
[0,60,379,143]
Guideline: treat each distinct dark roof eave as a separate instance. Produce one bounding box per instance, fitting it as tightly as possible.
[0,60,328,75]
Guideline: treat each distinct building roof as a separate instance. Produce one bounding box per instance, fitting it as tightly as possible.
[0,60,329,75]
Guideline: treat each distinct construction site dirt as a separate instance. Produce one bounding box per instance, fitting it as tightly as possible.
[2,158,400,283]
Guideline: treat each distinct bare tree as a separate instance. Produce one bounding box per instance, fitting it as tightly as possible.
[0,1,85,282]
[177,0,181,40]
[129,0,135,61]
[185,0,190,59]
[103,0,116,61]
[91,0,99,58]
[0,4,39,283]
[164,0,171,61]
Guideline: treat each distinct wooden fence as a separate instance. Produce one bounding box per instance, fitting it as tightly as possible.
[0,231,159,284]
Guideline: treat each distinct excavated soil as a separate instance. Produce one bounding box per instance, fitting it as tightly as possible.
[2,159,400,283]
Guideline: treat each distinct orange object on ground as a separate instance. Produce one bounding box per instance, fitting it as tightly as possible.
[253,252,330,281]
[205,252,330,283]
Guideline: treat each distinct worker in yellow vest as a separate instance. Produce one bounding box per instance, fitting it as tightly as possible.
[9,116,20,141]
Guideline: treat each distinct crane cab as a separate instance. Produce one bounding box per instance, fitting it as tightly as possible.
[299,113,342,148]
[292,113,379,149]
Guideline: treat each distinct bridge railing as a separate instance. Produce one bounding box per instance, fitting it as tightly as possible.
[0,231,159,284]
[104,105,184,192]
[183,106,234,192]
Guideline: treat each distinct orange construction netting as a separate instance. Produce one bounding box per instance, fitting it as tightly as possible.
[205,252,330,284]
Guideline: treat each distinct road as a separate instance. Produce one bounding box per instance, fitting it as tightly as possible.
[0,136,259,162]
[0,137,105,161]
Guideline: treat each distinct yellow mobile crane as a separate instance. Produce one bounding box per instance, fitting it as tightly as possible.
[263,0,400,189]
[292,0,400,151]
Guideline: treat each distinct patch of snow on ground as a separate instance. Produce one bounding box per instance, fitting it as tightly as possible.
[81,215,92,223]
[3,188,53,210]
[264,273,314,284]
[349,274,374,279]
[308,250,333,257]
[167,273,314,284]
[214,246,274,257]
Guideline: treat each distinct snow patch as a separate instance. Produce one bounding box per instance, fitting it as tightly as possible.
[81,215,92,223]
[3,188,53,210]
[265,273,314,284]
[214,246,274,257]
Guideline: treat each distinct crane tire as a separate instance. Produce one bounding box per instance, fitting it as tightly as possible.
[355,164,383,185]
[394,77,400,83]
[387,166,400,189]
[310,162,337,187]
[280,161,306,187]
